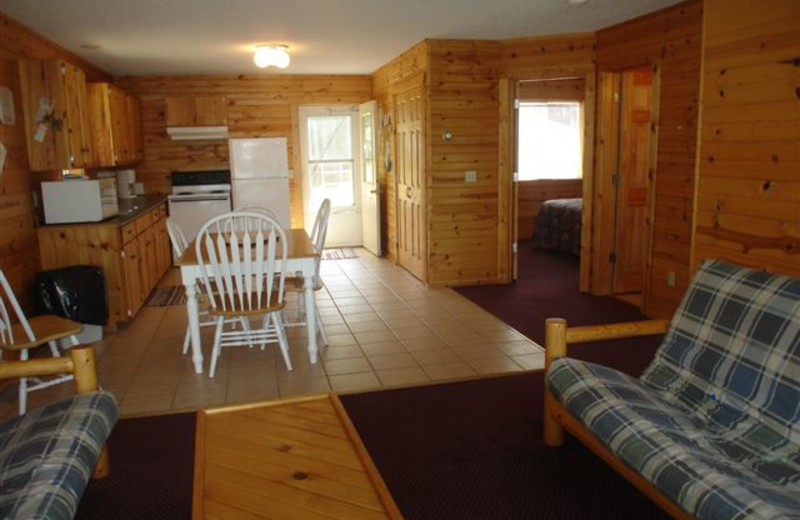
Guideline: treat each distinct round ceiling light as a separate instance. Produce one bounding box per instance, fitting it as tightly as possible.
[253,45,291,69]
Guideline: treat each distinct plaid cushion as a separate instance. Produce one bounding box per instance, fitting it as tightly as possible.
[549,358,800,519]
[547,260,800,519]
[0,391,119,520]
[641,260,800,445]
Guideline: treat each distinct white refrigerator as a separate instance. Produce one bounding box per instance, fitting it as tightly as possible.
[229,137,291,229]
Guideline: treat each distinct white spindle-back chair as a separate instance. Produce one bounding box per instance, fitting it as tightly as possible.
[285,199,330,346]
[195,212,292,377]
[166,217,250,355]
[0,270,81,414]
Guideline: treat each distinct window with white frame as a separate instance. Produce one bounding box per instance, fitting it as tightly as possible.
[517,102,582,181]
[306,115,355,210]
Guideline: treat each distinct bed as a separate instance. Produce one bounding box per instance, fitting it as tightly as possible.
[531,198,582,256]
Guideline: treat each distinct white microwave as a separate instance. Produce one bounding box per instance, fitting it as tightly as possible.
[41,178,120,224]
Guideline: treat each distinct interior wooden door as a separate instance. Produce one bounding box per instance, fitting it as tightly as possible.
[612,67,652,294]
[394,84,426,281]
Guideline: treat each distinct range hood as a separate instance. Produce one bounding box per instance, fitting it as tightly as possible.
[166,125,229,141]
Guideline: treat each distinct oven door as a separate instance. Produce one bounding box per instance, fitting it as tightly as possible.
[168,194,232,249]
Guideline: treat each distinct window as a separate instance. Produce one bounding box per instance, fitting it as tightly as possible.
[517,102,582,181]
[306,115,355,210]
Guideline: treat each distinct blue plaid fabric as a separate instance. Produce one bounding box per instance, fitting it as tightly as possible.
[0,391,119,520]
[548,260,800,519]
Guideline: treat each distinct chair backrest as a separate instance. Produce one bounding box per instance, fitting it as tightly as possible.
[310,199,331,284]
[166,217,189,259]
[0,270,35,347]
[195,212,288,313]
[641,260,800,441]
[234,205,280,221]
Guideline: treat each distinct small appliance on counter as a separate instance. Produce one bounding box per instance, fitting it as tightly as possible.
[116,169,137,200]
[41,178,119,224]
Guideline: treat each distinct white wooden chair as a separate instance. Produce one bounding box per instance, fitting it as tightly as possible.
[0,269,81,414]
[234,205,280,222]
[195,212,292,378]
[285,199,330,346]
[167,217,251,355]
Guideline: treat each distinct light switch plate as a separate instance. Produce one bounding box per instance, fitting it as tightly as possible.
[465,170,477,183]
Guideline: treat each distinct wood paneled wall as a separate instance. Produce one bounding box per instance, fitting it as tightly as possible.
[427,40,501,285]
[597,0,703,318]
[692,0,799,277]
[116,75,372,228]
[0,13,110,304]
[518,179,583,240]
[371,42,428,260]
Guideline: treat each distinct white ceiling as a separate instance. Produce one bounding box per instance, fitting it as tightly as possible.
[0,0,682,77]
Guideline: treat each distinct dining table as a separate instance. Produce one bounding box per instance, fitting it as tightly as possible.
[176,228,320,375]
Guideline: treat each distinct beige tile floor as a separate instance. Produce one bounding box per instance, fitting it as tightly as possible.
[0,250,544,421]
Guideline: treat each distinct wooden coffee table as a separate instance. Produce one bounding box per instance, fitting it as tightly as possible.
[193,394,403,519]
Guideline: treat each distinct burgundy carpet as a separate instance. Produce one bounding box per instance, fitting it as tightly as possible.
[75,413,195,520]
[341,371,669,520]
[455,243,662,375]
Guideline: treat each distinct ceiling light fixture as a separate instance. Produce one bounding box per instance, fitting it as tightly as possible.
[253,44,291,69]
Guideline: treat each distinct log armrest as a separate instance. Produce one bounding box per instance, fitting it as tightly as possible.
[543,318,670,372]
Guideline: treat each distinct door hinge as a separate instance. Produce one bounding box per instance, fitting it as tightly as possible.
[609,252,617,263]
[60,63,66,75]
[514,99,520,110]
[512,171,519,183]
[127,309,133,317]
[612,173,620,186]
[121,251,126,259]
[512,242,518,253]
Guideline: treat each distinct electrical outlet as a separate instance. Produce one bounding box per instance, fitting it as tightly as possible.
[465,170,477,183]
[667,271,676,288]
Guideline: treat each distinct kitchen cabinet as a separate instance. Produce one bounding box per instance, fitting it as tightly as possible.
[165,96,227,126]
[86,83,143,167]
[37,198,171,329]
[18,59,93,170]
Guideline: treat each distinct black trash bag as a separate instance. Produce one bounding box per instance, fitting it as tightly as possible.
[34,266,108,326]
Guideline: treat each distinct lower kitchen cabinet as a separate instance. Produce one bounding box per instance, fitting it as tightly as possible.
[38,200,171,329]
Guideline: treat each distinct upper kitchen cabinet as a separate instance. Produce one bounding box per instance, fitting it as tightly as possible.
[165,96,227,126]
[18,59,93,171]
[86,83,143,167]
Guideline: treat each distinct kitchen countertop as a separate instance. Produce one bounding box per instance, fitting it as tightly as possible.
[39,194,168,228]
[116,195,168,225]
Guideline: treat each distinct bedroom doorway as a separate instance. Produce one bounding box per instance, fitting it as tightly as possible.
[511,76,593,290]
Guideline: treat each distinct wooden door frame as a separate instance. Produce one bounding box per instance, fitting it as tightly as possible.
[497,69,596,292]
[391,73,428,282]
[592,64,661,311]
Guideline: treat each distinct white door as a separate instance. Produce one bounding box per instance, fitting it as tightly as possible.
[359,101,380,256]
[299,105,362,247]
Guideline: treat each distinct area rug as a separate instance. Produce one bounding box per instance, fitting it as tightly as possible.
[322,247,359,260]
[75,367,666,519]
[145,285,187,306]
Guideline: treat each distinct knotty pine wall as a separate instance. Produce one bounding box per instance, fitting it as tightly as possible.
[0,13,110,304]
[427,40,501,285]
[115,75,372,228]
[692,0,799,277]
[371,41,428,260]
[597,0,703,318]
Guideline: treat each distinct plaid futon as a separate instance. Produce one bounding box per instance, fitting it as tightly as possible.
[0,391,118,519]
[548,260,800,519]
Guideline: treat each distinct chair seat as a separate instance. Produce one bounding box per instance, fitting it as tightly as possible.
[3,316,82,351]
[207,293,285,317]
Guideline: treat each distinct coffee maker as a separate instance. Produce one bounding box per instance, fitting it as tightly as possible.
[116,169,136,200]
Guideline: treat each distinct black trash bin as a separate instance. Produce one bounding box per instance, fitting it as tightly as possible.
[34,266,108,345]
